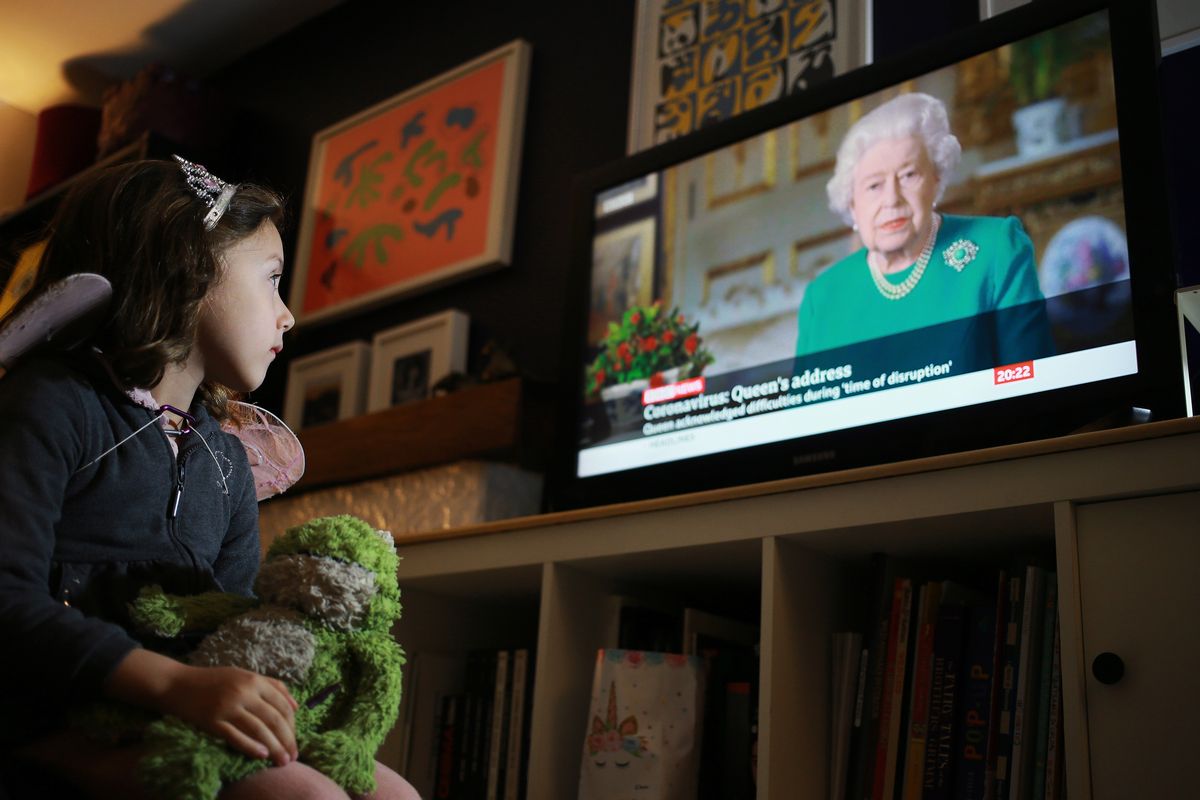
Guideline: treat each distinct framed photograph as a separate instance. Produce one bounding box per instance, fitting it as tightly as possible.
[588,217,657,344]
[289,40,531,326]
[367,309,469,411]
[627,0,871,153]
[283,341,371,430]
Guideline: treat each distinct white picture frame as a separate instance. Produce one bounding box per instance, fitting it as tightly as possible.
[367,309,469,411]
[283,340,371,430]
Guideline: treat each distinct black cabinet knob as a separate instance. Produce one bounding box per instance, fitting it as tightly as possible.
[1092,651,1125,685]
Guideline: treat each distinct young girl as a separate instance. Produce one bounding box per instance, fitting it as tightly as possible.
[0,158,418,800]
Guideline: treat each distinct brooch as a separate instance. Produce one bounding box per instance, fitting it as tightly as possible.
[943,239,979,272]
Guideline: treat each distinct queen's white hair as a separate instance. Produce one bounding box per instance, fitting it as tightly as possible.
[825,92,962,225]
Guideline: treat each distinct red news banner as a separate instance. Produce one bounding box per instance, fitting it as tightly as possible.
[642,377,706,405]
[994,360,1034,385]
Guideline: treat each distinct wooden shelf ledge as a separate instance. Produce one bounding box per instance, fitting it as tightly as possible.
[293,377,541,493]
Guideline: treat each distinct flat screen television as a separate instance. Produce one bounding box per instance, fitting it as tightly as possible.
[549,0,1183,510]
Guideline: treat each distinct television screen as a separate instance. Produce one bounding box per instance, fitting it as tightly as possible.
[554,0,1182,507]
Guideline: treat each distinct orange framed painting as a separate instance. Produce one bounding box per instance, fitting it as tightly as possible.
[290,40,531,325]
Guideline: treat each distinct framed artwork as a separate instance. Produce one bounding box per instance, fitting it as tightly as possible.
[290,40,531,326]
[588,218,657,344]
[283,341,371,430]
[367,309,469,411]
[627,0,871,153]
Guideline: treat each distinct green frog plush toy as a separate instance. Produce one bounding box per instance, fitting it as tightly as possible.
[128,513,405,800]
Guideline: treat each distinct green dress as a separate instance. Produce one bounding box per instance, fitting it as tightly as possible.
[794,214,1055,372]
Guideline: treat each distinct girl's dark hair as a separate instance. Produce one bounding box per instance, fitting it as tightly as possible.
[7,158,285,418]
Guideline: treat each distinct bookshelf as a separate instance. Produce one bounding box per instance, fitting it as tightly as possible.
[383,416,1200,799]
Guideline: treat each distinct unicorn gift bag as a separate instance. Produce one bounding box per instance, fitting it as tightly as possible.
[578,649,705,800]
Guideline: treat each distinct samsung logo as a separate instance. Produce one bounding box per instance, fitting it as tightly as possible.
[792,449,836,466]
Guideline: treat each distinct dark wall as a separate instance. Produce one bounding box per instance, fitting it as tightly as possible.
[206,0,1197,431]
[206,1,635,414]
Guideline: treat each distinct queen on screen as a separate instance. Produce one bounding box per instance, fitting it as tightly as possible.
[795,92,1056,370]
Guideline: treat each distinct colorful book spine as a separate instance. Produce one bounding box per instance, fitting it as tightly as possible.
[953,602,998,800]
[469,652,495,797]
[983,571,1008,800]
[833,632,864,800]
[994,572,1024,800]
[434,694,458,800]
[849,554,906,800]
[922,598,966,800]
[486,649,511,800]
[901,581,942,800]
[1009,566,1046,800]
[1031,577,1059,800]
[1043,615,1063,800]
[504,648,530,800]
[873,578,913,800]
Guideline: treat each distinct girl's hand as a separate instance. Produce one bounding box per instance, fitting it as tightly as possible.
[104,648,300,766]
[164,664,300,766]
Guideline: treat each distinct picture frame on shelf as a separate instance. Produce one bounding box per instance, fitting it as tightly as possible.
[626,0,871,153]
[289,40,531,327]
[283,341,371,431]
[367,309,469,412]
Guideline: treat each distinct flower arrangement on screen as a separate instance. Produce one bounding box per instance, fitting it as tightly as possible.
[585,302,714,397]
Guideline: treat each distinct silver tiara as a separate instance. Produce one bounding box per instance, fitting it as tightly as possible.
[173,155,237,231]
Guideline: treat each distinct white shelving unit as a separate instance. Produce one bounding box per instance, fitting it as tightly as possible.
[386,416,1200,799]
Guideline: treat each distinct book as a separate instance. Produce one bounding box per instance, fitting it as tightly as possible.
[1043,616,1064,800]
[465,651,495,798]
[922,591,969,800]
[485,649,511,800]
[721,681,755,798]
[692,609,759,800]
[1031,576,1059,800]
[848,554,909,800]
[454,689,473,796]
[983,570,1009,799]
[873,577,914,800]
[1009,566,1047,800]
[994,572,1025,800]
[901,581,943,800]
[952,602,998,800]
[833,631,865,800]
[503,648,531,800]
[434,694,459,800]
[849,640,870,799]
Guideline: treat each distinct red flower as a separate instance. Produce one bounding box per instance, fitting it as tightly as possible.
[594,369,606,386]
[630,311,642,325]
[649,372,665,388]
[676,314,685,324]
[641,335,658,352]
[616,342,631,360]
[684,333,698,355]
[662,330,675,344]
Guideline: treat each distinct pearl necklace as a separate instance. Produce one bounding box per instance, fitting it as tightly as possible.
[867,213,942,300]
